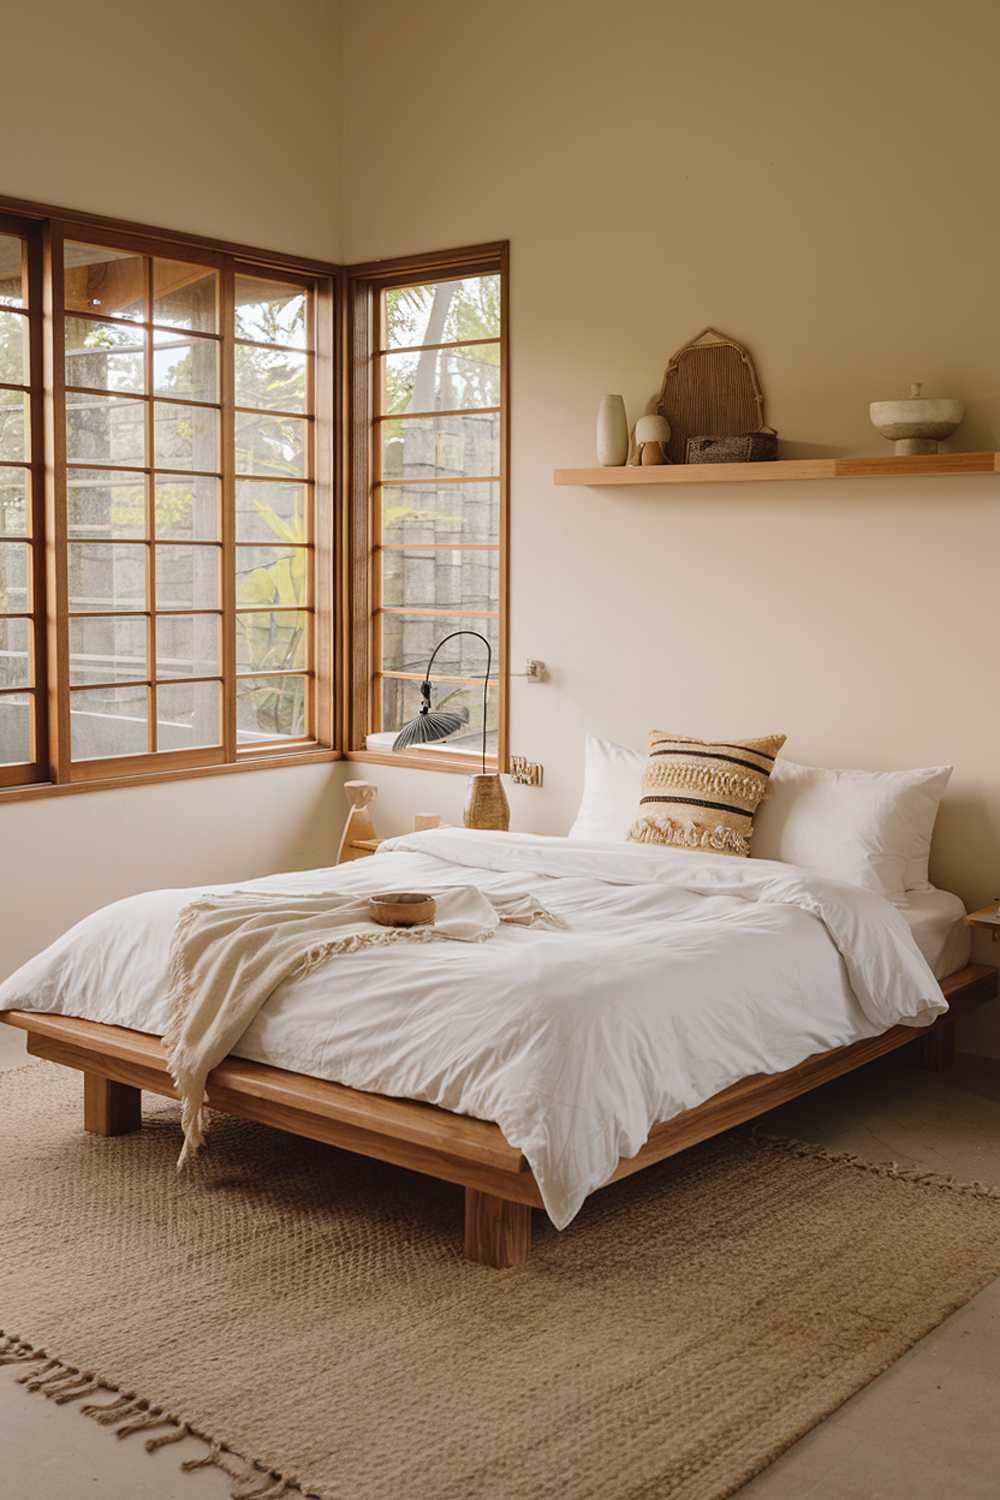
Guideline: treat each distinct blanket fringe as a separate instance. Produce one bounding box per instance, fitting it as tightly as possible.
[0,1328,317,1499]
[752,1130,1000,1201]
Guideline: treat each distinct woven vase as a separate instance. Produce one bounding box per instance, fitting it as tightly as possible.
[463,773,510,831]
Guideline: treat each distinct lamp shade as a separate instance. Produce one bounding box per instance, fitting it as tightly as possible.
[392,707,466,750]
[391,630,492,773]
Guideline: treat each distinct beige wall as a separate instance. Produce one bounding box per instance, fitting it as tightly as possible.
[1,0,344,981]
[5,0,341,261]
[339,0,1000,911]
[2,766,343,975]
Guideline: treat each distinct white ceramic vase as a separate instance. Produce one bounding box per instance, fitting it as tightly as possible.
[596,394,629,466]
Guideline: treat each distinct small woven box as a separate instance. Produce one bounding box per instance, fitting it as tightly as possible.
[685,431,779,463]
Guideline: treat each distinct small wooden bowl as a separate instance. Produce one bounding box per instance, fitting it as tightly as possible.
[368,892,437,928]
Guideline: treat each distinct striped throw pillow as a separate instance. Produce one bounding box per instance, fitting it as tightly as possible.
[627,731,786,857]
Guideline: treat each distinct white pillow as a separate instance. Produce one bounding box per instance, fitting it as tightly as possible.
[751,759,952,896]
[568,735,643,842]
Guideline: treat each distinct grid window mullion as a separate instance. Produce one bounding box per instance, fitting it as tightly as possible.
[35,233,328,781]
[371,269,504,757]
[230,273,315,751]
[0,226,44,779]
[145,254,157,754]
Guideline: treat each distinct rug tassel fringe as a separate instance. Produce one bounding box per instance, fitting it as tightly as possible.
[80,1392,137,1420]
[753,1129,1000,1200]
[0,1329,310,1497]
[146,1424,189,1453]
[117,1408,181,1440]
[51,1377,103,1405]
[18,1358,62,1388]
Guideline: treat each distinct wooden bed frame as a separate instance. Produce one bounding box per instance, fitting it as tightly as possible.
[2,962,995,1269]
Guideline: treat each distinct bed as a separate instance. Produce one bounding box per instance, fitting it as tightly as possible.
[0,829,994,1268]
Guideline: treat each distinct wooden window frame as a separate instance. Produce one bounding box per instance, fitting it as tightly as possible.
[0,213,47,789]
[0,195,340,801]
[345,242,510,776]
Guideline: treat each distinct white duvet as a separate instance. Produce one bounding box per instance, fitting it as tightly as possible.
[0,830,946,1229]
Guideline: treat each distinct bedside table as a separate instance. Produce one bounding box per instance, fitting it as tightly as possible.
[336,780,444,864]
[966,901,1000,942]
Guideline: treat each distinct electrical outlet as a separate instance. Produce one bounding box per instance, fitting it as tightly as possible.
[510,756,543,787]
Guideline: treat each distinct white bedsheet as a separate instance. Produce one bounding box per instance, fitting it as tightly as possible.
[893,887,970,978]
[0,831,946,1229]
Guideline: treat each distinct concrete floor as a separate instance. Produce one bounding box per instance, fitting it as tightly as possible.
[3,1025,1000,1499]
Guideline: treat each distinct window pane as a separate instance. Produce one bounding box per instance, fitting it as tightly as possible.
[154,401,219,471]
[381,546,499,613]
[67,468,145,538]
[71,685,148,759]
[155,476,219,540]
[235,343,307,413]
[234,277,308,348]
[156,680,221,750]
[382,344,500,415]
[0,617,31,688]
[380,676,497,756]
[0,309,28,386]
[383,275,500,350]
[381,414,499,483]
[155,544,220,610]
[0,693,31,764]
[235,411,307,478]
[0,235,26,309]
[156,613,219,678]
[236,675,307,742]
[68,542,146,612]
[380,481,500,543]
[65,391,145,466]
[0,394,28,461]
[64,243,145,321]
[64,317,143,393]
[153,260,218,334]
[0,468,28,536]
[235,480,308,544]
[153,331,218,405]
[0,541,29,612]
[236,610,308,673]
[379,613,499,676]
[69,615,147,685]
[236,545,308,607]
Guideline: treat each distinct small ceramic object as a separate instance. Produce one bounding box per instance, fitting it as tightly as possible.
[464,772,510,830]
[869,383,964,455]
[633,414,672,466]
[369,892,437,928]
[596,394,629,466]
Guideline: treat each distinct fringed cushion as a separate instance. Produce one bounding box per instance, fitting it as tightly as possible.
[628,731,786,858]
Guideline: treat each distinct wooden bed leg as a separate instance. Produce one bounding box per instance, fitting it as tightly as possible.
[83,1072,142,1136]
[920,1018,956,1071]
[464,1188,532,1268]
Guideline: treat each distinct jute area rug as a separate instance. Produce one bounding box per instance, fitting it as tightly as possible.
[4,1062,1000,1500]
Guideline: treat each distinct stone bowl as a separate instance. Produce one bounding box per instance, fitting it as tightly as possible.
[869,397,964,455]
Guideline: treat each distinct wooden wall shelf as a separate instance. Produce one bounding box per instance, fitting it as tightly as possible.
[553,452,1000,487]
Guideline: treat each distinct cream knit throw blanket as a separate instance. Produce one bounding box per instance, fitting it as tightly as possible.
[164,885,561,1166]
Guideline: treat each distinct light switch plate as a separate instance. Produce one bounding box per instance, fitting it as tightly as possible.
[510,756,543,787]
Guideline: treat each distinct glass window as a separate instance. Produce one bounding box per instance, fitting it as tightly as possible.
[371,266,504,760]
[0,221,42,782]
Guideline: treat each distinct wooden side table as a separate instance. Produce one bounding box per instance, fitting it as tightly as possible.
[336,780,442,864]
[966,901,1000,942]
